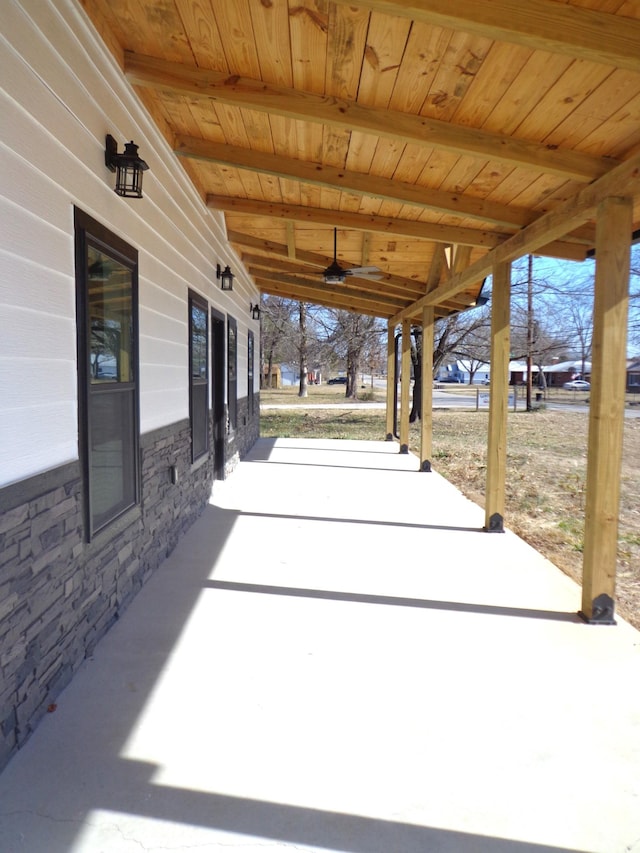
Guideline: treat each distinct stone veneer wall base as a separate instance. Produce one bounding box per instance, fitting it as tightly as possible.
[0,399,258,772]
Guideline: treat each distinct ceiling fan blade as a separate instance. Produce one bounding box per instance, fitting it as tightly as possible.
[344,266,383,280]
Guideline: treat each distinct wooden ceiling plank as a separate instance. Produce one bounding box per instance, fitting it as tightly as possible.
[246,0,294,87]
[391,149,640,324]
[288,0,330,95]
[356,12,412,109]
[450,40,532,129]
[332,0,640,73]
[325,3,370,99]
[286,221,296,260]
[175,134,534,227]
[420,29,493,124]
[387,21,453,114]
[477,51,573,139]
[515,61,613,146]
[124,52,614,180]
[173,0,227,72]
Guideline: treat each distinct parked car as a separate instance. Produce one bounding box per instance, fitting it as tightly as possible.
[327,376,347,384]
[563,379,590,391]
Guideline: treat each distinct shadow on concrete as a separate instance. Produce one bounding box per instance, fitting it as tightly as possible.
[205,579,580,623]
[241,508,484,534]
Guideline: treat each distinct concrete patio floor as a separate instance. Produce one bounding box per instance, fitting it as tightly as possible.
[1,437,639,853]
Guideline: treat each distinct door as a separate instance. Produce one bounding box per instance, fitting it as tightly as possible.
[211,309,225,479]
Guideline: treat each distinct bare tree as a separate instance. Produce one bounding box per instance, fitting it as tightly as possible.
[261,296,296,388]
[627,243,640,350]
[321,310,384,399]
[298,301,309,398]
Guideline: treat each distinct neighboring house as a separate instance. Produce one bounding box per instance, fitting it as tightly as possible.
[542,360,592,387]
[435,362,465,382]
[1,2,261,771]
[456,360,490,384]
[263,365,282,389]
[275,365,321,386]
[280,364,300,386]
[627,359,640,392]
[437,360,538,385]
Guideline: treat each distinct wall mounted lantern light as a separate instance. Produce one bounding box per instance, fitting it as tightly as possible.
[250,302,261,320]
[105,134,149,198]
[217,264,234,291]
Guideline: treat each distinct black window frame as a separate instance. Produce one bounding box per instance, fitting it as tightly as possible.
[227,315,237,432]
[74,208,140,540]
[189,291,209,462]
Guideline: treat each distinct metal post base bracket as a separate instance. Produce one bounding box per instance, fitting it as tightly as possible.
[579,594,616,625]
[420,459,432,472]
[399,444,409,454]
[484,512,504,533]
[385,433,394,441]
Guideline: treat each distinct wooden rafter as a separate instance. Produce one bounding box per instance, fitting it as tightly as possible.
[333,0,640,73]
[212,196,589,260]
[177,135,533,228]
[212,195,502,247]
[125,52,614,181]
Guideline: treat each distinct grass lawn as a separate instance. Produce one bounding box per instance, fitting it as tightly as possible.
[260,395,640,629]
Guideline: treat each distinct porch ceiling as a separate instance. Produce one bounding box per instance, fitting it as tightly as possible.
[82,0,640,320]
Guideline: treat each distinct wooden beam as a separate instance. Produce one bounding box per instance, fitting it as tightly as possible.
[332,0,640,74]
[221,199,588,263]
[389,151,640,326]
[228,229,330,268]
[420,306,435,472]
[125,52,613,181]
[580,197,632,625]
[177,135,533,228]
[210,195,503,248]
[484,260,511,532]
[286,222,296,260]
[361,232,372,268]
[400,319,411,454]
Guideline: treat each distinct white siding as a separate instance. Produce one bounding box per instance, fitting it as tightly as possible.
[1,0,259,486]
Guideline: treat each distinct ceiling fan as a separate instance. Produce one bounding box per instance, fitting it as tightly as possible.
[322,228,383,284]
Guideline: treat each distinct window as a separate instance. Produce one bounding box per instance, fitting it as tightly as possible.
[75,209,139,537]
[227,316,237,431]
[189,292,209,461]
[248,330,255,420]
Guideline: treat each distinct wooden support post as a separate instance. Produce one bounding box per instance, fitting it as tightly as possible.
[420,306,434,471]
[399,318,411,453]
[484,260,511,532]
[580,197,632,625]
[385,321,395,440]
